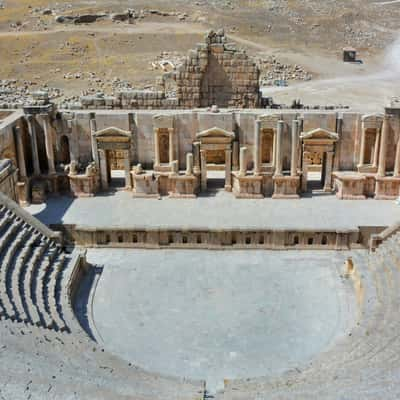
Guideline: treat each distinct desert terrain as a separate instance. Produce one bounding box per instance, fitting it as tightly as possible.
[1,0,400,109]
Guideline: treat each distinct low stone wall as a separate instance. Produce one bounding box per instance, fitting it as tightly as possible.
[0,191,62,243]
[369,221,400,251]
[51,224,381,250]
[60,248,90,335]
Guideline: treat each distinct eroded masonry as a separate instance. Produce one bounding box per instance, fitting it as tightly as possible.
[1,30,400,204]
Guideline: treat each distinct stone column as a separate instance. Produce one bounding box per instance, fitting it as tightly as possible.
[14,126,27,179]
[124,150,132,189]
[358,119,366,167]
[333,117,342,171]
[186,153,193,176]
[99,149,109,190]
[291,119,299,177]
[297,118,304,171]
[239,147,247,177]
[193,141,201,175]
[272,130,277,167]
[394,137,400,177]
[372,128,380,169]
[41,114,56,174]
[225,148,232,191]
[274,120,284,176]
[154,129,160,167]
[301,150,309,192]
[171,160,179,174]
[168,128,174,164]
[26,114,41,176]
[377,115,389,177]
[90,118,99,166]
[323,151,334,191]
[232,141,239,171]
[253,120,261,176]
[200,149,207,191]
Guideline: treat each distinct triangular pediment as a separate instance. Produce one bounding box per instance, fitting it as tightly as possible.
[94,127,131,138]
[196,126,235,139]
[300,128,338,141]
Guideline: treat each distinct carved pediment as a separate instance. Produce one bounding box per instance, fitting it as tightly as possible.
[300,128,338,142]
[94,127,131,138]
[196,127,235,139]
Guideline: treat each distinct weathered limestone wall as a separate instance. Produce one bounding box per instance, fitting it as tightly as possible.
[60,109,365,171]
[0,159,18,201]
[54,223,378,251]
[77,29,260,110]
[0,110,21,166]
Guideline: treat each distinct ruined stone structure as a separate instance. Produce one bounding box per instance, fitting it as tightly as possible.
[1,100,400,202]
[80,29,260,110]
[3,29,400,398]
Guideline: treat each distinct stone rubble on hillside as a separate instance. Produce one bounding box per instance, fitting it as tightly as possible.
[258,56,312,86]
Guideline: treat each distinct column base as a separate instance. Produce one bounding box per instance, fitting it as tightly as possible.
[375,176,400,200]
[272,175,300,199]
[232,172,263,199]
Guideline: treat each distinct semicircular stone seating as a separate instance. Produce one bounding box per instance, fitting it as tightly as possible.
[2,190,400,399]
[0,202,74,332]
[218,231,400,399]
[0,194,205,400]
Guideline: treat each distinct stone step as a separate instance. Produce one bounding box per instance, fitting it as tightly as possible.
[9,228,38,322]
[0,218,23,259]
[0,225,30,320]
[46,254,67,331]
[0,213,12,233]
[24,240,49,325]
[34,248,59,328]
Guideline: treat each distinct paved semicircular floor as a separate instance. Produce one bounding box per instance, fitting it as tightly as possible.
[85,249,360,392]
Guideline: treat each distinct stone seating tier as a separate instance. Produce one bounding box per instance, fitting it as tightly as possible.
[0,196,77,333]
[218,232,400,399]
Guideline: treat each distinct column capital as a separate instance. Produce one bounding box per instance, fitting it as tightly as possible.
[25,114,34,121]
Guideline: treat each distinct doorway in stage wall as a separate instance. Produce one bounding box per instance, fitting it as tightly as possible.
[304,151,324,192]
[206,148,226,192]
[93,127,132,192]
[196,127,235,194]
[300,128,339,196]
[106,149,126,189]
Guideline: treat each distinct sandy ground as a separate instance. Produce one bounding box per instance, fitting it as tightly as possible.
[1,0,400,107]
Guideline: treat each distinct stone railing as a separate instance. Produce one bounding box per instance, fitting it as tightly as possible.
[0,191,62,243]
[370,221,400,252]
[60,248,90,335]
[52,224,368,250]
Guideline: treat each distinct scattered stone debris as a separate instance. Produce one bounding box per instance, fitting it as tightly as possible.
[149,52,186,72]
[258,56,312,86]
[0,80,63,108]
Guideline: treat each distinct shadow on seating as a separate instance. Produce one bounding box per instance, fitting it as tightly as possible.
[73,265,104,342]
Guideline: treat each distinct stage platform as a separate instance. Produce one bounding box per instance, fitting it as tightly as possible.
[25,190,400,231]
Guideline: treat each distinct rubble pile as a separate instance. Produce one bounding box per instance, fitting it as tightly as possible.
[149,52,186,72]
[258,56,312,86]
[0,80,63,109]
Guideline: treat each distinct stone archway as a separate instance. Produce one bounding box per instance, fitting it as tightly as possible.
[93,127,132,191]
[300,128,339,193]
[196,127,235,192]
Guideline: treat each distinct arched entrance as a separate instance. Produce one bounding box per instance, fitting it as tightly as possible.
[300,128,338,193]
[196,127,234,192]
[93,127,132,191]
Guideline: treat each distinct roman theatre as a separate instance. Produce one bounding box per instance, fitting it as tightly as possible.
[2,29,400,399]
